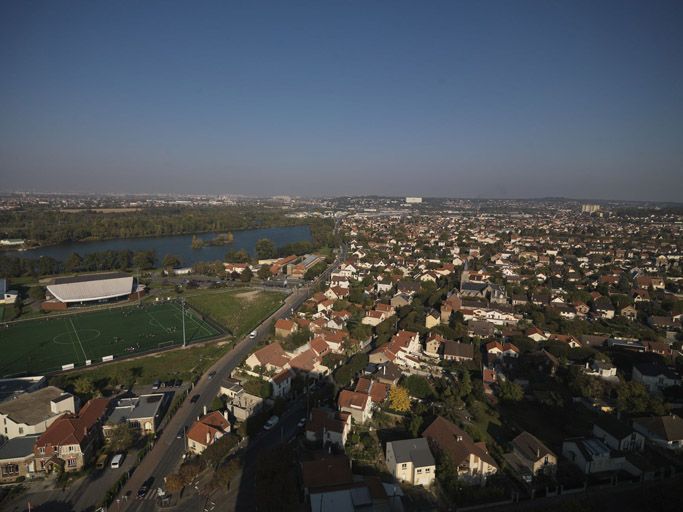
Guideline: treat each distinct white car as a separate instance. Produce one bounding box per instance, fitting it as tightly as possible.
[249,330,257,339]
[263,415,279,430]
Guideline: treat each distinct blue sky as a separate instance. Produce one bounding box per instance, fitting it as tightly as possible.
[1,1,681,200]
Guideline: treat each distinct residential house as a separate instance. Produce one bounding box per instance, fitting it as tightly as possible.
[0,386,76,440]
[385,438,436,487]
[425,309,440,329]
[34,398,110,473]
[274,319,298,338]
[245,342,290,373]
[443,341,474,362]
[633,415,683,450]
[632,362,681,393]
[422,416,498,483]
[304,408,352,449]
[592,418,645,452]
[337,390,372,424]
[505,432,557,482]
[186,410,231,455]
[562,437,625,474]
[103,393,165,436]
[0,435,38,483]
[424,333,445,358]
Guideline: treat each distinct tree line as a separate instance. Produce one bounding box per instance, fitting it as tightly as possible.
[0,205,334,247]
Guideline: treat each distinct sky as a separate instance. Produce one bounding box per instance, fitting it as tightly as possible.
[1,1,682,201]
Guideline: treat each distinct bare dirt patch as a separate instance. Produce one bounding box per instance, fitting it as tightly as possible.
[234,290,261,302]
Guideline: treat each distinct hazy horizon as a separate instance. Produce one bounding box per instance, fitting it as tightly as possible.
[2,1,682,201]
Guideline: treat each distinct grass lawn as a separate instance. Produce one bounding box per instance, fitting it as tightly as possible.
[185,288,285,338]
[50,342,230,389]
[0,301,219,377]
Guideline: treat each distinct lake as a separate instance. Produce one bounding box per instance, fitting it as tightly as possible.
[12,225,312,266]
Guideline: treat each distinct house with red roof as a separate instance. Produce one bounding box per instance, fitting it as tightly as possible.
[33,397,110,473]
[186,410,231,455]
[337,390,372,424]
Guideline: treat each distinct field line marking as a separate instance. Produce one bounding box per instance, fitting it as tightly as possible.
[69,317,88,362]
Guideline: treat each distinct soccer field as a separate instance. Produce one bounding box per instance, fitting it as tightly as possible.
[0,302,220,377]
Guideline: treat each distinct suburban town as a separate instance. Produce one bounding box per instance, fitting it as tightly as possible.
[0,196,682,512]
[2,2,682,511]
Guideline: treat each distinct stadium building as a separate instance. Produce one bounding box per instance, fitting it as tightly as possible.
[42,272,144,311]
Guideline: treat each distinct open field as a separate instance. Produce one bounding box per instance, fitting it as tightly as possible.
[185,288,285,337]
[50,341,230,389]
[0,301,220,377]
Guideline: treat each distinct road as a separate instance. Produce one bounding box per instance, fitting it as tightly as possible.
[116,245,344,511]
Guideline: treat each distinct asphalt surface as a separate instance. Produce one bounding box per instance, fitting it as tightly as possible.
[116,247,344,512]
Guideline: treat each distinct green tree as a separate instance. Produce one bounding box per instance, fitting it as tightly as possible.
[408,414,423,437]
[255,238,276,260]
[239,266,253,282]
[106,423,137,454]
[257,264,271,280]
[498,380,524,402]
[73,377,96,400]
[29,285,45,301]
[64,252,83,272]
[162,254,181,269]
[403,375,433,399]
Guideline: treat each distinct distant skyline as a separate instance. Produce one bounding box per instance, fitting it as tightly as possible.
[1,1,682,201]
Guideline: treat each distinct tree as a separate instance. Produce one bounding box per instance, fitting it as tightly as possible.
[178,460,202,484]
[403,375,433,399]
[73,377,96,400]
[498,380,524,402]
[257,264,271,280]
[29,285,45,301]
[616,381,666,415]
[107,423,137,453]
[408,414,423,437]
[164,473,184,493]
[239,267,253,282]
[202,434,238,468]
[64,252,83,272]
[389,386,411,412]
[133,250,156,269]
[255,238,276,260]
[162,254,181,269]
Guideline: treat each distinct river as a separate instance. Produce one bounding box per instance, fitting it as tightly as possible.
[10,225,312,266]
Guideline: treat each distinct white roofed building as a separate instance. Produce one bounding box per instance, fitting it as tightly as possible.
[43,272,141,309]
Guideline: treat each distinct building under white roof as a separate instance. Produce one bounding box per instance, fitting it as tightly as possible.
[46,272,136,304]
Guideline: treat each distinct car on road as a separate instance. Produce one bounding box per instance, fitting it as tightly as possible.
[208,371,216,380]
[249,330,257,339]
[297,417,307,428]
[177,429,184,439]
[190,394,200,403]
[152,380,161,390]
[110,453,125,469]
[263,415,279,430]
[137,477,155,499]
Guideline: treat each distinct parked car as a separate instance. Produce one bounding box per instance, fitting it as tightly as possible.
[137,477,155,499]
[208,371,216,380]
[297,417,307,429]
[249,330,257,339]
[190,394,200,403]
[263,416,279,431]
[110,453,125,469]
[152,380,160,390]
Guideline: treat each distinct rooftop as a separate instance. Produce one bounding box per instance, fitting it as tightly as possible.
[0,386,70,425]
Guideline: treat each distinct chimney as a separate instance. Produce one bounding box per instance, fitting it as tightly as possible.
[206,431,211,445]
[223,410,228,422]
[203,405,207,416]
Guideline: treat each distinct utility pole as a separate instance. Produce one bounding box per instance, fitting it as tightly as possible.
[181,297,187,347]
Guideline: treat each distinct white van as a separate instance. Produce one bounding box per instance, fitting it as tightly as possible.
[110,453,124,469]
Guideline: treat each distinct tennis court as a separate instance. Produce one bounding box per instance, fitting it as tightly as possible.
[0,301,220,377]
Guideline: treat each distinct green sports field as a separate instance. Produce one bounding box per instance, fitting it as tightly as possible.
[0,302,220,377]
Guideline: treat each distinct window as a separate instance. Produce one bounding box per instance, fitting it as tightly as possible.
[18,427,24,434]
[39,447,45,455]
[417,468,422,474]
[425,468,431,473]
[2,464,19,475]
[67,458,77,467]
[68,446,74,452]
[401,463,407,469]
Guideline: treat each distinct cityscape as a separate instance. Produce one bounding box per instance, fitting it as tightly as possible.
[1,2,682,512]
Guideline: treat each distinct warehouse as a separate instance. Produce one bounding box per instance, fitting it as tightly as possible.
[42,272,143,310]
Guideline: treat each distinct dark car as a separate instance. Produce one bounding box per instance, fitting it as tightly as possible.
[137,477,155,499]
[190,394,200,403]
[207,371,216,380]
